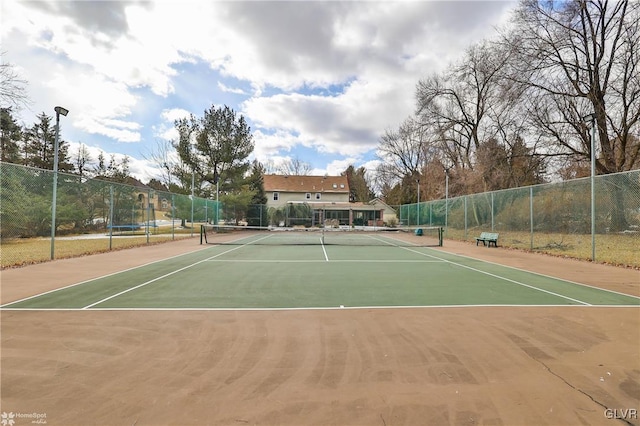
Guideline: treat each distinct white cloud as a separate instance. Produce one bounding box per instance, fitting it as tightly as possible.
[161,108,192,123]
[243,75,412,156]
[75,117,141,143]
[2,0,518,181]
[324,158,359,176]
[218,82,248,95]
[252,129,301,159]
[153,108,193,141]
[66,141,162,182]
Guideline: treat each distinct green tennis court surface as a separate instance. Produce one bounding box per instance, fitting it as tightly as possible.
[3,240,638,310]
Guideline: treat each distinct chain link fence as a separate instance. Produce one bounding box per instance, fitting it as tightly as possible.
[0,162,221,267]
[398,169,640,267]
[2,162,638,267]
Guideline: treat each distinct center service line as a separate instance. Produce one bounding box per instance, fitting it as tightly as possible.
[321,238,329,262]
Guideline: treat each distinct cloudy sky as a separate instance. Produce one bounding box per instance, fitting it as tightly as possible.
[2,0,516,182]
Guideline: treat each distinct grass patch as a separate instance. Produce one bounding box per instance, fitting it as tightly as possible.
[1,229,196,269]
[446,228,639,268]
[2,226,637,269]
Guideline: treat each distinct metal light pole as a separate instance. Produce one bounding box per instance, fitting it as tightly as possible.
[583,113,596,261]
[216,179,219,227]
[190,169,195,237]
[214,168,219,229]
[50,106,69,260]
[190,136,196,237]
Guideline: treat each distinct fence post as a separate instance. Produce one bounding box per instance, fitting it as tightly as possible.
[171,194,175,240]
[491,192,495,231]
[530,186,534,250]
[464,196,468,240]
[146,189,151,244]
[109,185,114,250]
[590,120,596,261]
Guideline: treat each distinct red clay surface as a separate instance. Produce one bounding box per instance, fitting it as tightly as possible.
[1,237,639,425]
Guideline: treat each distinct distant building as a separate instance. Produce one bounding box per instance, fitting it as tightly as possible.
[262,174,395,227]
[263,174,350,206]
[95,176,170,228]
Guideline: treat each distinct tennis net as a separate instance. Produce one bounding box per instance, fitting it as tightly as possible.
[200,225,443,247]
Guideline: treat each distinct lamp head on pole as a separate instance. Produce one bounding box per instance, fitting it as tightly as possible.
[582,113,595,122]
[54,106,69,117]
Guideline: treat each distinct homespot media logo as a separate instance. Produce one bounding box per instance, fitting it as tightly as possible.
[1,412,47,425]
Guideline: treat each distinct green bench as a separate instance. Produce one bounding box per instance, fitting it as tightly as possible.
[476,232,499,247]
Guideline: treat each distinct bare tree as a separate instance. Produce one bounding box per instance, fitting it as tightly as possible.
[374,117,439,203]
[504,0,640,174]
[375,117,431,183]
[143,139,177,189]
[416,42,508,170]
[72,143,93,178]
[0,52,30,109]
[276,156,313,176]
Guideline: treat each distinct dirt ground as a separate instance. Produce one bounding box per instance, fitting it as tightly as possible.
[1,237,639,425]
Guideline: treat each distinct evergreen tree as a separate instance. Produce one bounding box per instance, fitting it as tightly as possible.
[343,165,374,202]
[246,160,268,226]
[23,112,72,171]
[0,107,22,163]
[174,104,254,196]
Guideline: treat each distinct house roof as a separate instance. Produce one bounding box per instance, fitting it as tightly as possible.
[369,198,397,213]
[263,174,349,193]
[94,175,150,189]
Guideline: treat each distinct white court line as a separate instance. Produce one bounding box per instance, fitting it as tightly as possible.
[429,249,640,301]
[366,234,441,252]
[81,234,275,309]
[321,239,329,262]
[368,235,638,302]
[396,245,591,305]
[3,304,639,312]
[205,259,445,263]
[0,245,215,308]
[81,245,248,309]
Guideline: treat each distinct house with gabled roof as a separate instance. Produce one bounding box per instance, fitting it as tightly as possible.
[263,174,350,206]
[262,174,394,227]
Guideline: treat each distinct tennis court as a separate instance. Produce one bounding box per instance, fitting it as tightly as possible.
[3,227,636,310]
[1,234,639,425]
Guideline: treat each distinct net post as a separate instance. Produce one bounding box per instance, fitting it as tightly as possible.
[200,225,205,244]
[439,227,444,246]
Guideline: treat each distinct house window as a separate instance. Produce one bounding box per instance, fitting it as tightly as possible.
[340,184,345,188]
[315,193,321,200]
[161,198,168,209]
[273,192,279,201]
[305,193,311,200]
